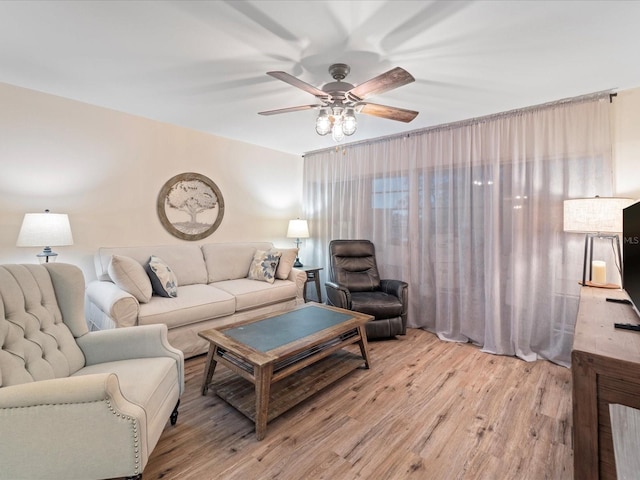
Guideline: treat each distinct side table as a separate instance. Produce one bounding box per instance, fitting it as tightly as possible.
[300,266,323,303]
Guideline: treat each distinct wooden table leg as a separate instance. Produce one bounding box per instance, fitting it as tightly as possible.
[201,345,218,395]
[254,363,274,440]
[357,325,372,369]
[314,274,322,303]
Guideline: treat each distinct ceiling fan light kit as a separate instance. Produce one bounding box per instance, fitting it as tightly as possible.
[259,63,418,143]
[315,106,357,141]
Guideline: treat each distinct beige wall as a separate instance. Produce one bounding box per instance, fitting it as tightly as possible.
[613,87,640,200]
[1,82,638,282]
[0,82,303,280]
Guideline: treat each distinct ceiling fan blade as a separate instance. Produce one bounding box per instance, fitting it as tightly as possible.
[358,102,419,123]
[267,71,329,99]
[347,67,415,101]
[258,104,322,116]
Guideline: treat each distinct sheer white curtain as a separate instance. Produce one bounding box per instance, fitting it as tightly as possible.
[303,94,612,366]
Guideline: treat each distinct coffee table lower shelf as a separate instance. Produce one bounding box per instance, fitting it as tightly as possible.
[212,350,365,423]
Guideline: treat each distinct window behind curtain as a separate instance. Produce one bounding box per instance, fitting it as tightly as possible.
[303,95,612,366]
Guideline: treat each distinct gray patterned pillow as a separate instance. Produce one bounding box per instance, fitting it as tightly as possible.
[146,255,178,297]
[247,250,282,284]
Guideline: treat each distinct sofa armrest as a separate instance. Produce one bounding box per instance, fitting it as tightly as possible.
[325,281,352,310]
[0,374,149,479]
[289,267,307,303]
[76,324,184,393]
[86,280,139,328]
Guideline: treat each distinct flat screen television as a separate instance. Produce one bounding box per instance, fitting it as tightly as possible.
[623,200,640,319]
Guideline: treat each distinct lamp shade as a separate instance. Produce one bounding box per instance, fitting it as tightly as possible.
[563,197,635,233]
[286,219,309,239]
[17,212,74,247]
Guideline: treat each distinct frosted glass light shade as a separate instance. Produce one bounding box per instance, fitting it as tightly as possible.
[17,212,74,247]
[331,123,345,142]
[315,111,331,135]
[563,197,635,233]
[343,108,357,136]
[286,219,309,239]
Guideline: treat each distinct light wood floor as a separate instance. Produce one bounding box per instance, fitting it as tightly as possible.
[142,328,573,480]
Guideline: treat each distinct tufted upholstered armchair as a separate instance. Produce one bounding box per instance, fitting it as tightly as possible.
[0,263,184,480]
[325,240,408,339]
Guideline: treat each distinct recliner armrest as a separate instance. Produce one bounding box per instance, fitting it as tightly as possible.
[380,279,408,304]
[380,279,409,333]
[325,281,352,309]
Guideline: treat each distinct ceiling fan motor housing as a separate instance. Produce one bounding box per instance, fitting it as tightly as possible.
[322,81,355,102]
[328,63,350,80]
[322,64,355,105]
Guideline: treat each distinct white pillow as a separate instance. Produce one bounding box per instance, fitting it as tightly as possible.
[108,255,152,303]
[146,255,178,297]
[273,248,298,280]
[247,250,282,284]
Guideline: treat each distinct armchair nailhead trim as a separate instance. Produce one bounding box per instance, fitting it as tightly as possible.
[6,399,142,475]
[105,398,141,475]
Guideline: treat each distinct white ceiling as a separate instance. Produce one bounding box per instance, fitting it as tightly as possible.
[1,0,640,156]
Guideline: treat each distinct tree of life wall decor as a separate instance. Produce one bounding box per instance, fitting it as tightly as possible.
[157,172,225,241]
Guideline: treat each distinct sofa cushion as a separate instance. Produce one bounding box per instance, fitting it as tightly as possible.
[350,291,404,319]
[95,245,207,286]
[213,278,297,311]
[274,248,298,280]
[72,356,178,439]
[202,242,274,283]
[108,255,152,303]
[137,284,235,329]
[247,250,281,284]
[146,256,178,298]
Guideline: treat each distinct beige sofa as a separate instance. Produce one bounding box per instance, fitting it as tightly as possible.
[86,242,306,358]
[0,263,184,480]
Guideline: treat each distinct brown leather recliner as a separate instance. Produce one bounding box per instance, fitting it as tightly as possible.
[325,239,408,339]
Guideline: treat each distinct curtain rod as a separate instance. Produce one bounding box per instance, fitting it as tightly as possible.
[303,89,615,157]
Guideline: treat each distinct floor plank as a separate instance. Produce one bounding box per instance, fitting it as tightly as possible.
[141,328,573,480]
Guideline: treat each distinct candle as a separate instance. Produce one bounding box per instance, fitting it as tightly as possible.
[592,260,607,285]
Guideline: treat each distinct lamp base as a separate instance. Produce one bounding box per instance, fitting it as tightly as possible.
[581,233,623,287]
[37,247,58,264]
[293,258,303,268]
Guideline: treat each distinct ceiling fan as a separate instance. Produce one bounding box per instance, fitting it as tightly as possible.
[258,63,419,141]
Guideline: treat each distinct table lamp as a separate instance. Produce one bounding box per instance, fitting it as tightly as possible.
[563,196,635,287]
[16,210,74,263]
[287,219,309,267]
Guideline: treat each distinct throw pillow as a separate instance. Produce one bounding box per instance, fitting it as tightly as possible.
[146,255,178,298]
[108,255,152,303]
[273,248,298,280]
[247,250,282,284]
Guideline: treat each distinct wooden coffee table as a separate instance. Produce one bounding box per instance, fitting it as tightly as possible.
[198,303,373,440]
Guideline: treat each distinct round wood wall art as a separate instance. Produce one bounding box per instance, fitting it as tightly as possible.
[157,172,225,241]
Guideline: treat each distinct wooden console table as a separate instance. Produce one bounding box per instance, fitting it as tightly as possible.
[572,286,640,479]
